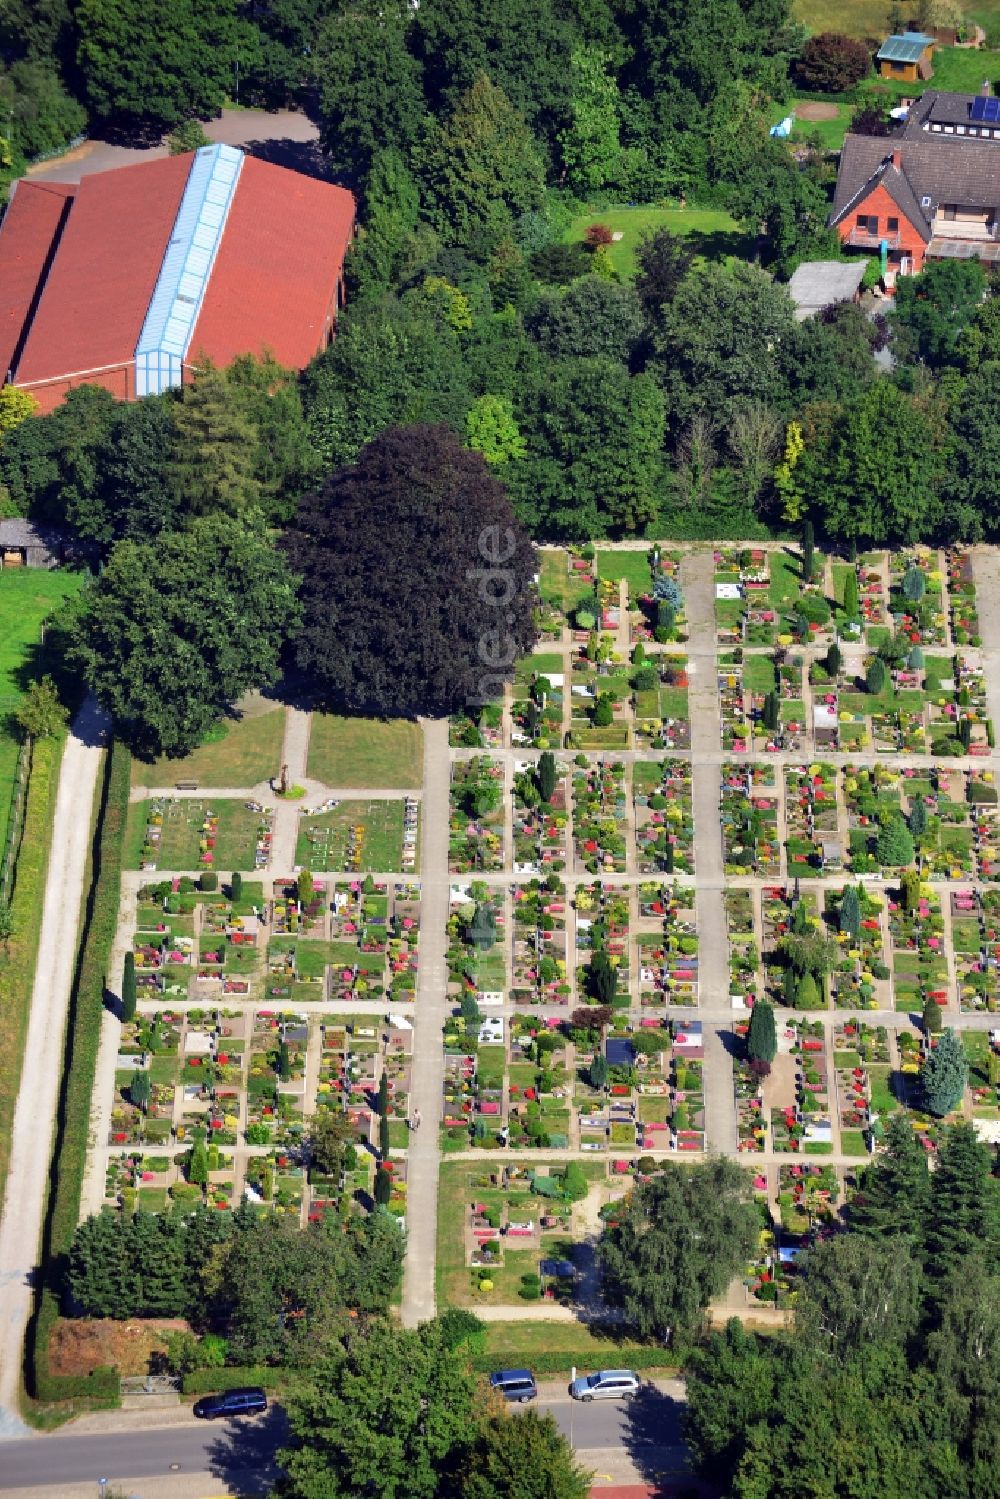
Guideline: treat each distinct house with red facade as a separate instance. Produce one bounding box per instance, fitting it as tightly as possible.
[830,88,1000,286]
[0,144,355,413]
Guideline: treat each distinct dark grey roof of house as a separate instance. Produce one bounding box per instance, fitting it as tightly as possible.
[908,90,985,127]
[831,109,1000,238]
[0,519,65,547]
[787,259,868,318]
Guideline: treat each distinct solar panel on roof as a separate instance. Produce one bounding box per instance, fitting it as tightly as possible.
[971,94,1000,122]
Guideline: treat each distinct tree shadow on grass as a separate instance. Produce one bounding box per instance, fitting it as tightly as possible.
[206,1404,290,1495]
[685,229,757,264]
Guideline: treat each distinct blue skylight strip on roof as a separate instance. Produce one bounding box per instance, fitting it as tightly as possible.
[135,144,243,370]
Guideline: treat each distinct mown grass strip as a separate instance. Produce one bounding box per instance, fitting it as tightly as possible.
[27,739,130,1411]
[0,735,62,1208]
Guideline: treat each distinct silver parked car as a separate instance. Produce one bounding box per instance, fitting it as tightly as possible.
[569,1369,640,1402]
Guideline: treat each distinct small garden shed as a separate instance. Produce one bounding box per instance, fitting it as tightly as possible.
[0,519,66,568]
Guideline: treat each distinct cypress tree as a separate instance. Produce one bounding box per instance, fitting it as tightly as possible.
[374,1166,392,1206]
[379,1110,391,1160]
[825,642,842,678]
[231,871,243,903]
[762,691,780,733]
[802,520,814,583]
[121,950,137,1023]
[746,1001,777,1064]
[843,568,859,620]
[922,994,943,1035]
[277,1040,291,1082]
[377,1072,389,1118]
[537,750,557,804]
[188,1140,209,1186]
[839,885,861,942]
[866,657,887,696]
[130,1068,151,1112]
[909,796,928,842]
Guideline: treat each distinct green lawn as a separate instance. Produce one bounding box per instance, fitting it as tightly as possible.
[307,714,423,789]
[0,569,82,849]
[770,97,854,151]
[125,798,268,871]
[596,549,654,599]
[135,707,285,788]
[563,205,750,277]
[539,549,594,615]
[794,0,1000,42]
[295,799,408,872]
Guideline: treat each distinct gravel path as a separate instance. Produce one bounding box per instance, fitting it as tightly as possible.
[400,718,451,1327]
[0,698,108,1434]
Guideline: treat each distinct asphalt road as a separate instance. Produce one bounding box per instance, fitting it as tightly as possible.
[0,1384,689,1492]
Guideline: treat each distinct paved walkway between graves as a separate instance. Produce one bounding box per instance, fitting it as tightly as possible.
[0,697,109,1434]
[268,708,313,875]
[400,718,452,1327]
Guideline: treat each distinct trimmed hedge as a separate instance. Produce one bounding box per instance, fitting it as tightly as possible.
[182,1366,293,1395]
[29,739,130,1406]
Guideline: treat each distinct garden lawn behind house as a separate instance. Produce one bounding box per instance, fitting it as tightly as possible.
[793,0,1000,41]
[562,205,750,277]
[307,715,423,789]
[0,569,82,850]
[134,707,285,789]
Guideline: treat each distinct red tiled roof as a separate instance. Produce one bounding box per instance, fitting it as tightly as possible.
[188,156,355,371]
[0,180,75,383]
[15,154,191,386]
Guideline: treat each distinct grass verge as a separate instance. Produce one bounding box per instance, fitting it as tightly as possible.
[0,736,62,1208]
[308,714,423,789]
[25,740,130,1417]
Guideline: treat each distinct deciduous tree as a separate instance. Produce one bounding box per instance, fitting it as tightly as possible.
[286,425,537,718]
[599,1158,757,1342]
[71,516,300,759]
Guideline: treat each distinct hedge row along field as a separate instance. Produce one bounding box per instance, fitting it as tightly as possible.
[28,740,130,1408]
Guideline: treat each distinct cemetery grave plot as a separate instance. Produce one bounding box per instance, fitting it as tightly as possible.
[752,651,808,753]
[449,757,506,872]
[630,553,687,652]
[845,763,992,880]
[439,1158,596,1308]
[512,656,565,749]
[769,548,833,648]
[103,1143,235,1215]
[568,652,631,751]
[731,1035,767,1153]
[447,884,508,1013]
[947,548,980,645]
[324,881,421,1005]
[537,547,596,630]
[507,1023,573,1150]
[315,1015,411,1150]
[271,879,325,938]
[718,650,751,752]
[511,880,570,1007]
[722,763,781,877]
[761,887,825,1010]
[572,759,628,872]
[512,761,569,872]
[784,763,841,874]
[823,884,890,1010]
[636,882,699,1008]
[962,1029,1000,1124]
[669,1022,706,1150]
[633,759,693,875]
[596,1034,639,1151]
[887,551,948,648]
[110,1012,183,1147]
[888,885,949,1013]
[714,547,775,646]
[575,883,631,1011]
[833,1019,891,1155]
[954,888,1000,1013]
[776,1162,841,1238]
[726,888,761,1008]
[770,1020,831,1154]
[127,798,273,872]
[245,1010,309,1147]
[632,653,690,750]
[451,702,504,750]
[294,799,418,873]
[632,1028,674,1152]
